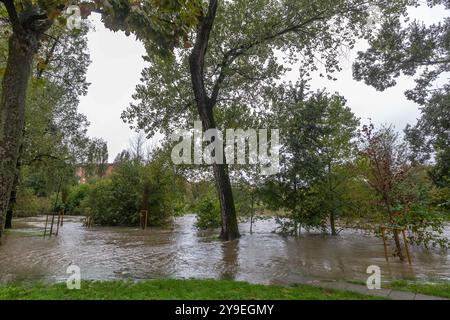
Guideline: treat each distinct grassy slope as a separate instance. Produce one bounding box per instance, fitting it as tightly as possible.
[0,279,384,300]
[388,280,450,299]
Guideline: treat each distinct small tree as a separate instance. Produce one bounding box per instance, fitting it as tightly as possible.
[360,124,411,260]
[359,124,448,259]
[266,83,359,235]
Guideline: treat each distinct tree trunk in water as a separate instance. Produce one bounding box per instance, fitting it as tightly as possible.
[330,211,337,236]
[213,163,240,240]
[195,100,240,241]
[392,230,405,261]
[189,0,240,241]
[5,143,23,230]
[384,196,405,261]
[5,170,19,229]
[327,164,337,236]
[0,32,37,238]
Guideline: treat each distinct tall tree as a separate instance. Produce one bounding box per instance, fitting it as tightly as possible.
[123,0,413,240]
[188,0,239,240]
[265,83,359,235]
[0,0,52,237]
[84,138,109,178]
[0,0,201,238]
[0,20,91,229]
[306,92,360,235]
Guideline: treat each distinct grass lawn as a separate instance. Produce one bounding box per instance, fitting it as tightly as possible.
[0,279,384,300]
[387,280,450,299]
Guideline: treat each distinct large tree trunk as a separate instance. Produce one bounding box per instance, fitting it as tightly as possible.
[189,0,240,241]
[0,31,38,238]
[5,169,19,229]
[5,143,23,230]
[213,162,240,240]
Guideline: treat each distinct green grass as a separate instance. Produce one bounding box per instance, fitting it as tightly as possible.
[0,279,384,300]
[387,280,450,299]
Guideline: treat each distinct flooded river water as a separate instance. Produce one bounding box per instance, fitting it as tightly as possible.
[0,215,449,285]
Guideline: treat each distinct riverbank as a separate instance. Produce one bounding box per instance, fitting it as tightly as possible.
[0,279,382,300]
[387,280,450,299]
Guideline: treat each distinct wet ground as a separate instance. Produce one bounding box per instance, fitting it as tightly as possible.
[0,215,449,285]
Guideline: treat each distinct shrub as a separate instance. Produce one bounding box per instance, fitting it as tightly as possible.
[15,187,52,217]
[65,184,90,215]
[80,154,184,227]
[81,162,142,226]
[194,192,221,230]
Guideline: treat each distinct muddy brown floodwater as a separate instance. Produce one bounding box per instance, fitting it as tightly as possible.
[0,215,449,285]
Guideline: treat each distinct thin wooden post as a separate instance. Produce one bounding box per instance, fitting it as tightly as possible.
[84,207,92,228]
[43,213,49,238]
[60,209,65,226]
[55,212,61,236]
[145,210,148,230]
[86,216,93,228]
[380,226,389,262]
[49,177,63,237]
[49,212,56,237]
[140,210,148,230]
[401,229,412,265]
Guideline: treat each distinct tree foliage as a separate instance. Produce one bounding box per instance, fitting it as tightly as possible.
[353,0,450,105]
[359,124,448,250]
[262,82,360,235]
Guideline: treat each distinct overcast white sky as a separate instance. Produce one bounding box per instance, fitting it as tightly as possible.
[78,5,447,161]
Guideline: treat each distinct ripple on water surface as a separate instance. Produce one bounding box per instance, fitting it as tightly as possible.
[0,215,449,285]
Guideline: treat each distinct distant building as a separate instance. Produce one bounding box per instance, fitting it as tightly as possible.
[75,163,115,184]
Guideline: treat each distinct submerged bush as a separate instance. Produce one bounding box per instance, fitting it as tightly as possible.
[194,191,221,230]
[15,187,52,217]
[81,162,142,226]
[65,184,90,215]
[80,153,185,227]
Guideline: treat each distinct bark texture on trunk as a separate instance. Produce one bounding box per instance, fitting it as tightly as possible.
[188,0,240,240]
[0,32,37,238]
[5,145,23,230]
[5,170,19,229]
[0,2,52,239]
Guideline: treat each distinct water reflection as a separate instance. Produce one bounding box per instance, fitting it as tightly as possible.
[0,215,448,285]
[220,240,239,280]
